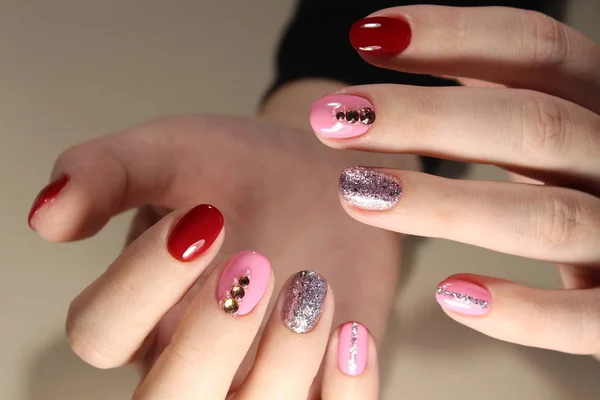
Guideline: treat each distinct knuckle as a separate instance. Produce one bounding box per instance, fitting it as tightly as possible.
[410,89,446,140]
[520,95,569,157]
[523,10,570,70]
[535,193,581,249]
[66,301,121,369]
[54,142,91,170]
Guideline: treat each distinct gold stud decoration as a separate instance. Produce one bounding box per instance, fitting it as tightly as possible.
[334,108,375,125]
[220,274,251,315]
[238,275,250,287]
[222,298,239,314]
[230,285,245,300]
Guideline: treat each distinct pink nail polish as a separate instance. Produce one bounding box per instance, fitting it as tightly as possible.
[217,250,271,316]
[338,322,368,376]
[435,279,492,316]
[310,95,375,139]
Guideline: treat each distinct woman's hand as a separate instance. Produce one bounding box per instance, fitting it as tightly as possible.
[28,104,414,393]
[310,5,600,357]
[64,204,378,399]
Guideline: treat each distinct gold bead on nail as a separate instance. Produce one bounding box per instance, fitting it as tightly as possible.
[222,298,239,314]
[230,285,245,300]
[238,275,250,287]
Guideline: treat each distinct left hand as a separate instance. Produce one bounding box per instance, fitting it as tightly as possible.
[310,5,600,357]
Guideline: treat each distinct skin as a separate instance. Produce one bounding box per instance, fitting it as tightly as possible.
[28,4,600,398]
[318,5,600,358]
[33,79,411,397]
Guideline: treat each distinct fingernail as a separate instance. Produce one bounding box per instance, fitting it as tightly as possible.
[167,204,224,262]
[310,95,375,139]
[282,271,327,334]
[28,175,70,230]
[218,250,271,316]
[338,322,369,376]
[339,167,401,211]
[436,279,492,316]
[350,16,412,55]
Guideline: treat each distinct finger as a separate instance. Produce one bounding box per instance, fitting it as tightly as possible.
[337,167,600,264]
[435,274,600,355]
[66,204,224,369]
[321,322,378,400]
[309,86,600,185]
[349,5,600,112]
[236,271,333,400]
[135,250,273,400]
[27,116,236,242]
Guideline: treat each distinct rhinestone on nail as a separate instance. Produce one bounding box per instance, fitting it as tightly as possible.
[230,285,245,300]
[238,275,250,287]
[222,298,239,314]
[345,110,360,123]
[334,107,375,126]
[359,108,375,124]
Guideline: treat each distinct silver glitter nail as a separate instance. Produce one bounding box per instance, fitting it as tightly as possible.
[348,322,359,375]
[282,271,327,334]
[436,286,490,309]
[339,167,402,211]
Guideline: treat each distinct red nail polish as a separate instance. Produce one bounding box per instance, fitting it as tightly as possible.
[350,16,412,55]
[28,175,70,230]
[167,204,224,262]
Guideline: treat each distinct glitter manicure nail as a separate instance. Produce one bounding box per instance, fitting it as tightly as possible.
[310,95,375,139]
[282,271,327,334]
[338,321,369,376]
[435,279,492,316]
[339,167,402,211]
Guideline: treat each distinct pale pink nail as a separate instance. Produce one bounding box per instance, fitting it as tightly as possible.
[310,95,375,139]
[435,279,492,316]
[338,322,368,376]
[217,250,271,316]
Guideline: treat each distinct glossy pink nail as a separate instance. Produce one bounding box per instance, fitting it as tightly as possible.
[217,250,271,316]
[435,279,492,316]
[338,322,368,376]
[310,95,374,139]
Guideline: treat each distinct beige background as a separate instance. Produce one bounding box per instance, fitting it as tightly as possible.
[1,1,599,399]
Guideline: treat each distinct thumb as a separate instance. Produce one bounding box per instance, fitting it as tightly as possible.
[28,116,230,242]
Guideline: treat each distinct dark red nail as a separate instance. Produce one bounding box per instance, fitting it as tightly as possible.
[350,16,412,55]
[28,175,70,230]
[167,204,224,262]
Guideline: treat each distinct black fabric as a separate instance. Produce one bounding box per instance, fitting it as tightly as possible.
[265,0,565,174]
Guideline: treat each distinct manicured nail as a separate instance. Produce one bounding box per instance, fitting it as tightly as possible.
[310,95,375,139]
[28,175,70,230]
[339,167,401,210]
[167,204,224,262]
[338,322,369,376]
[350,16,412,55]
[218,250,271,316]
[282,271,327,334]
[436,279,492,316]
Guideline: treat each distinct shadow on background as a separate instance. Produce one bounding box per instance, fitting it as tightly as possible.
[382,303,600,400]
[26,337,136,400]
